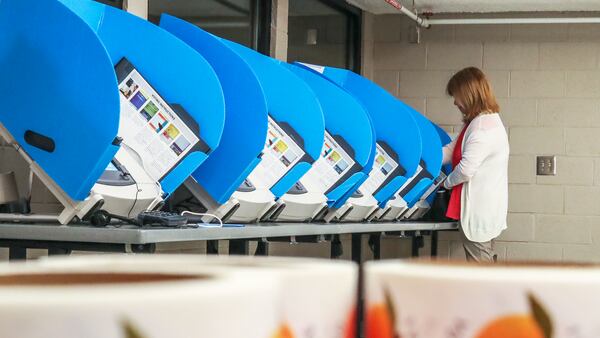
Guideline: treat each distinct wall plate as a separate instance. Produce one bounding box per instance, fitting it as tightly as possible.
[536,156,556,176]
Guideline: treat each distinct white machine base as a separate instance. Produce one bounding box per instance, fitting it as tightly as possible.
[212,189,276,224]
[375,197,409,222]
[90,147,163,218]
[269,191,327,222]
[324,195,379,223]
[400,200,431,220]
[399,173,446,221]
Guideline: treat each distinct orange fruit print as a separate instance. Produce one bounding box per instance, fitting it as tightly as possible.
[366,304,395,338]
[344,307,357,338]
[271,324,294,338]
[476,294,553,338]
[475,315,545,338]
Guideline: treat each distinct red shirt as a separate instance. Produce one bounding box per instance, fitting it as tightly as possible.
[446,125,469,220]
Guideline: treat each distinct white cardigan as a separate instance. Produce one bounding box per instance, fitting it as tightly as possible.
[442,113,509,242]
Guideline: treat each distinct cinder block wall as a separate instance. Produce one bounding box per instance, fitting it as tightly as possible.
[370,14,600,262]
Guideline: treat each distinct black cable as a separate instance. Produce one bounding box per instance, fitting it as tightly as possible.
[88,210,139,227]
[126,178,140,219]
[109,212,140,225]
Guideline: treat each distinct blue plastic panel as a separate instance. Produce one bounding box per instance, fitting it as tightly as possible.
[434,124,452,174]
[332,116,378,209]
[160,14,269,204]
[426,124,453,205]
[318,66,423,205]
[285,63,375,205]
[405,104,443,177]
[436,125,452,146]
[0,0,120,200]
[58,0,226,195]
[401,105,444,207]
[223,41,325,198]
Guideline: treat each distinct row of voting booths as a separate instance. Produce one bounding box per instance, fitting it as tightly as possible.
[0,0,452,226]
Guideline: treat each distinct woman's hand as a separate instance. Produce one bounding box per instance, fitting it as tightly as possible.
[442,178,452,190]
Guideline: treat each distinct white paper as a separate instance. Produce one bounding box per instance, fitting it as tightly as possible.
[246,116,305,189]
[300,131,356,194]
[358,143,399,197]
[117,70,200,181]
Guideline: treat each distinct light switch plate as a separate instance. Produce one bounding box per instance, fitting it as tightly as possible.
[536,156,556,176]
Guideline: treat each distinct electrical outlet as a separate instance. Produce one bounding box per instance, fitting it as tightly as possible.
[536,156,556,176]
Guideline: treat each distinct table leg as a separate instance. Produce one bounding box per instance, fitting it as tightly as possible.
[368,234,381,260]
[431,231,438,258]
[330,234,343,259]
[9,247,26,261]
[229,239,249,255]
[48,248,72,256]
[411,235,424,257]
[206,240,219,255]
[254,241,269,256]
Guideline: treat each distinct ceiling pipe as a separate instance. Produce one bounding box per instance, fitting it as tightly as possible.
[384,0,430,28]
[382,0,600,27]
[428,17,600,25]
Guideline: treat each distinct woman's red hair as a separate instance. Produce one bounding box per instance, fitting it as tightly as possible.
[446,67,500,123]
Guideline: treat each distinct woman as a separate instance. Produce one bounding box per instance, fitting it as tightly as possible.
[442,67,509,263]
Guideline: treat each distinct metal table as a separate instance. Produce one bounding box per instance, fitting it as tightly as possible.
[0,221,458,261]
